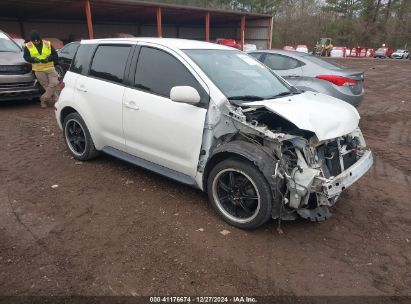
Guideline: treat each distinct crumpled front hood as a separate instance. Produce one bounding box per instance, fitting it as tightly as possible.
[243,91,360,141]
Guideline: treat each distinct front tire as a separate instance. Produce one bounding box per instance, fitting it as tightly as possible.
[63,113,99,161]
[207,158,273,230]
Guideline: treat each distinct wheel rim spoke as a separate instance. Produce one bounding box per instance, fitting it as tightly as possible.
[66,120,86,155]
[240,194,259,200]
[218,180,230,192]
[214,169,260,222]
[228,171,235,187]
[238,199,252,213]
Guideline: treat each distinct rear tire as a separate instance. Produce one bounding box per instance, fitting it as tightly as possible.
[63,113,99,161]
[207,158,273,230]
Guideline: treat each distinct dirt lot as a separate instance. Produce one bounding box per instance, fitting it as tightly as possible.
[0,58,410,298]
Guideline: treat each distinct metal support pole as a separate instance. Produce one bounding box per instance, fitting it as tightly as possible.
[205,12,210,42]
[85,0,94,39]
[241,15,245,51]
[267,17,273,49]
[157,7,162,38]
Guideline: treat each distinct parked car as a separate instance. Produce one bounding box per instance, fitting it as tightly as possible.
[330,46,346,57]
[8,33,25,48]
[56,38,373,229]
[243,43,257,52]
[216,38,240,49]
[248,49,364,107]
[374,47,393,58]
[44,37,64,50]
[391,49,409,59]
[0,30,42,101]
[12,38,25,48]
[295,45,308,53]
[56,41,80,78]
[283,45,295,51]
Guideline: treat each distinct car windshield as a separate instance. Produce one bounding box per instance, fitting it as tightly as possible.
[0,33,21,52]
[377,48,387,52]
[395,49,405,53]
[183,49,295,102]
[302,54,345,70]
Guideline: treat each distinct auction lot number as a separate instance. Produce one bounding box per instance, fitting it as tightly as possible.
[150,297,257,303]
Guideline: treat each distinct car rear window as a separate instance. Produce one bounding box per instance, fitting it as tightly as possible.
[302,55,345,70]
[70,44,96,75]
[89,45,131,84]
[248,52,264,61]
[263,54,303,70]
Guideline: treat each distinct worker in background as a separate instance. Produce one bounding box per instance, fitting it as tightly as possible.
[23,30,59,108]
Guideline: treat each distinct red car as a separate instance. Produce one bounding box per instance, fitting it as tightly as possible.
[374,47,394,58]
[216,38,240,49]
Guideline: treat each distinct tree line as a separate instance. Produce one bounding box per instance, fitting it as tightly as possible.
[156,0,411,49]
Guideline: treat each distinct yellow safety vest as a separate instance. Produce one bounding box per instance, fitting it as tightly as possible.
[26,40,54,72]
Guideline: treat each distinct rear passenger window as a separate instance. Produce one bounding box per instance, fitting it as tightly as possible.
[264,54,302,70]
[70,44,96,75]
[134,47,208,104]
[248,52,264,61]
[89,45,131,84]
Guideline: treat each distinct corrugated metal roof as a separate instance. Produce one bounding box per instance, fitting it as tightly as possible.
[0,0,271,23]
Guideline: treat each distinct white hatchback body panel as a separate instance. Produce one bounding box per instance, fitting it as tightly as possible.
[55,37,373,225]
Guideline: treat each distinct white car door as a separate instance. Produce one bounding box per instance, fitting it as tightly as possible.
[73,44,133,151]
[122,46,209,177]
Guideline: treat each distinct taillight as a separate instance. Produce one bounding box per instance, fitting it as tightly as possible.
[58,82,65,89]
[316,75,356,86]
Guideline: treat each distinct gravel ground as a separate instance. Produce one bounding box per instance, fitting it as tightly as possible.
[0,58,410,298]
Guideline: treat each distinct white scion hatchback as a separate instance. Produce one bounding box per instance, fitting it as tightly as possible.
[56,38,373,229]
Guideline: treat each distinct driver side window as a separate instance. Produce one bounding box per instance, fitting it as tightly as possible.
[134,47,208,106]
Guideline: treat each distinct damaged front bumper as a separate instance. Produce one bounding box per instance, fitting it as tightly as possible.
[284,147,373,222]
[321,150,373,198]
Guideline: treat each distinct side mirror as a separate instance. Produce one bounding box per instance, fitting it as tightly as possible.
[170,86,200,105]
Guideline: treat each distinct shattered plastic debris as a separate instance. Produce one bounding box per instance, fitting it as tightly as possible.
[220,230,230,236]
[197,228,204,232]
[51,184,59,189]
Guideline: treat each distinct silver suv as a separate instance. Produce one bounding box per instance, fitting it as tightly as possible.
[0,30,41,101]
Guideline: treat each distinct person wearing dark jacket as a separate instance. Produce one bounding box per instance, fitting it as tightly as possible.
[23,30,59,108]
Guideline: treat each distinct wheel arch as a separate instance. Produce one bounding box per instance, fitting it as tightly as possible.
[203,140,278,192]
[60,105,102,150]
[60,106,78,126]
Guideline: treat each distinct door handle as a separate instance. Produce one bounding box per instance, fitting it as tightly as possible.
[124,100,140,110]
[76,85,87,92]
[286,75,300,78]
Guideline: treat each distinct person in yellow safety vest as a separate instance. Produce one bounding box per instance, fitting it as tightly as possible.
[23,30,59,108]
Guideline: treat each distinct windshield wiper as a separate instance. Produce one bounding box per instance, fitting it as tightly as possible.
[267,91,302,99]
[228,95,265,101]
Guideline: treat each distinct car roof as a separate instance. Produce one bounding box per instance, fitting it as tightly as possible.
[81,38,233,50]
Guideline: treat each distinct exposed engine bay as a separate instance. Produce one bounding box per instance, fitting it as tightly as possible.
[204,103,373,222]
